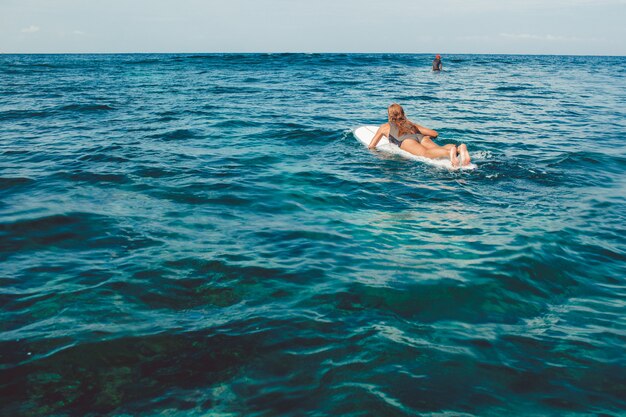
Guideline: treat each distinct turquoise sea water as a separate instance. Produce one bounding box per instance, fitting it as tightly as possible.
[1,53,625,416]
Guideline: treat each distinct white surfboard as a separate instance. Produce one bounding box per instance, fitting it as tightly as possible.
[354,125,476,170]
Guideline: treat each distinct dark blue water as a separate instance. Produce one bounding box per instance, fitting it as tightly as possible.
[1,53,625,416]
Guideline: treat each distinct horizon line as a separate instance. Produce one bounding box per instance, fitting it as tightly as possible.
[1,51,625,57]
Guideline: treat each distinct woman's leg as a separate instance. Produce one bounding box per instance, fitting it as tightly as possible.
[401,139,459,166]
[421,136,455,151]
[458,144,471,166]
[450,146,459,167]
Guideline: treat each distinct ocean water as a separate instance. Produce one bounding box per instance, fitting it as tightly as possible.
[1,53,625,416]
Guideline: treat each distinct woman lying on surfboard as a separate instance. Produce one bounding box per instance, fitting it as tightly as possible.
[368,103,471,167]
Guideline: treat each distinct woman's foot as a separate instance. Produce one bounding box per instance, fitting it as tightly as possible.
[450,145,459,167]
[459,144,471,166]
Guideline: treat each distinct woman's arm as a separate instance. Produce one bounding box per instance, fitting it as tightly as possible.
[368,124,389,149]
[413,123,438,138]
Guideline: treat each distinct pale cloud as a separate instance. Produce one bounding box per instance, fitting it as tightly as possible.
[72,30,85,35]
[440,0,626,12]
[457,35,493,42]
[20,25,40,33]
[499,33,604,42]
[564,0,626,4]
[460,0,624,6]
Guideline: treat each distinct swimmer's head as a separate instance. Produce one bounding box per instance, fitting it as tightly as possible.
[387,103,406,125]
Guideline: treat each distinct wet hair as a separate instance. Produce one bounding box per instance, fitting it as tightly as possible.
[387,104,419,137]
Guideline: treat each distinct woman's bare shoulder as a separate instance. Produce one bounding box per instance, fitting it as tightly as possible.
[379,123,390,132]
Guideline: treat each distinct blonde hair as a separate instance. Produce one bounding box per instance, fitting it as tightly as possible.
[388,103,419,137]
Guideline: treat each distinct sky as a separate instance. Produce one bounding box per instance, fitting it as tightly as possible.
[1,0,625,55]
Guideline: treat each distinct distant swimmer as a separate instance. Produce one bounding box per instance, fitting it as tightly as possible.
[432,54,443,71]
[368,104,471,167]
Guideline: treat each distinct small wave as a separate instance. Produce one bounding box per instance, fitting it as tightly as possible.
[182,53,252,63]
[475,159,561,185]
[316,279,542,324]
[74,144,128,163]
[493,85,533,92]
[0,212,112,257]
[53,171,132,184]
[266,126,338,142]
[147,129,201,141]
[26,63,58,69]
[1,104,114,121]
[127,58,162,65]
[545,151,614,168]
[211,119,263,129]
[132,166,180,179]
[59,104,115,112]
[543,151,624,184]
[0,177,35,192]
[150,188,252,206]
[77,152,129,163]
[325,79,364,86]
[210,85,262,95]
[0,211,163,263]
[395,94,439,102]
[185,54,218,60]
[0,109,51,121]
[163,256,313,285]
[5,62,60,71]
[153,110,180,122]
